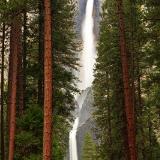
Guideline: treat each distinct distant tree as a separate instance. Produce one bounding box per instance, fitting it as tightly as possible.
[82,133,97,160]
[1,22,5,160]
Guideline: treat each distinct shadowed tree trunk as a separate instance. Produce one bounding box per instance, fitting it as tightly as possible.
[1,22,5,160]
[17,25,23,116]
[8,15,21,160]
[117,0,137,159]
[7,26,13,154]
[38,0,44,106]
[43,0,53,159]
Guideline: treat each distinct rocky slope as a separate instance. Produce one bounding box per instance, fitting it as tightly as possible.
[76,88,96,160]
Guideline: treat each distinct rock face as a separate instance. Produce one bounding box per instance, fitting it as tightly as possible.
[78,88,94,127]
[76,88,96,160]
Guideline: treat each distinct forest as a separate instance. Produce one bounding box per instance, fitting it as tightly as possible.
[0,0,160,160]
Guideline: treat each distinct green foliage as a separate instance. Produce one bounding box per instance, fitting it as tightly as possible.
[93,0,160,159]
[0,0,79,159]
[1,0,159,159]
[15,105,71,159]
[52,0,79,119]
[52,115,71,159]
[15,105,43,159]
[23,154,42,160]
[82,133,97,160]
[93,0,126,159]
[0,0,38,23]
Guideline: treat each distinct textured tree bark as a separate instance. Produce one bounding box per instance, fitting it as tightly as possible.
[116,0,137,160]
[1,22,5,160]
[7,33,13,143]
[8,15,21,160]
[43,0,53,159]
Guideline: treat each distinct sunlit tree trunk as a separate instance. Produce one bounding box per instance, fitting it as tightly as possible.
[117,0,137,159]
[1,22,5,160]
[8,15,21,160]
[43,0,53,159]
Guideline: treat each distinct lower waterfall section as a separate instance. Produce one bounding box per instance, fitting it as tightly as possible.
[69,118,79,160]
[69,90,89,160]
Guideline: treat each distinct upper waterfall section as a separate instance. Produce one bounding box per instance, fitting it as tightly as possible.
[75,0,100,39]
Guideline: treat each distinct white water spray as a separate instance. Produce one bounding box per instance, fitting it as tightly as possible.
[69,0,96,159]
[69,118,79,160]
[79,0,96,90]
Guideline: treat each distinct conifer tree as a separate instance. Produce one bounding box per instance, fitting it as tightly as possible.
[93,0,127,159]
[0,0,78,159]
[8,14,21,160]
[116,0,137,159]
[82,133,97,160]
[93,0,160,159]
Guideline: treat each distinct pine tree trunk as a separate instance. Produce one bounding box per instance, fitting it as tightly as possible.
[6,32,15,159]
[43,0,53,159]
[1,22,5,160]
[8,15,21,160]
[17,24,23,116]
[117,0,137,159]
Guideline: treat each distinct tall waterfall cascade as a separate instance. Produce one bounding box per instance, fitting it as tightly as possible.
[79,0,96,90]
[69,0,96,159]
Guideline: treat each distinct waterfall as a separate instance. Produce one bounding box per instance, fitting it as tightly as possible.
[69,0,96,159]
[69,118,79,160]
[81,0,96,90]
[79,0,96,90]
